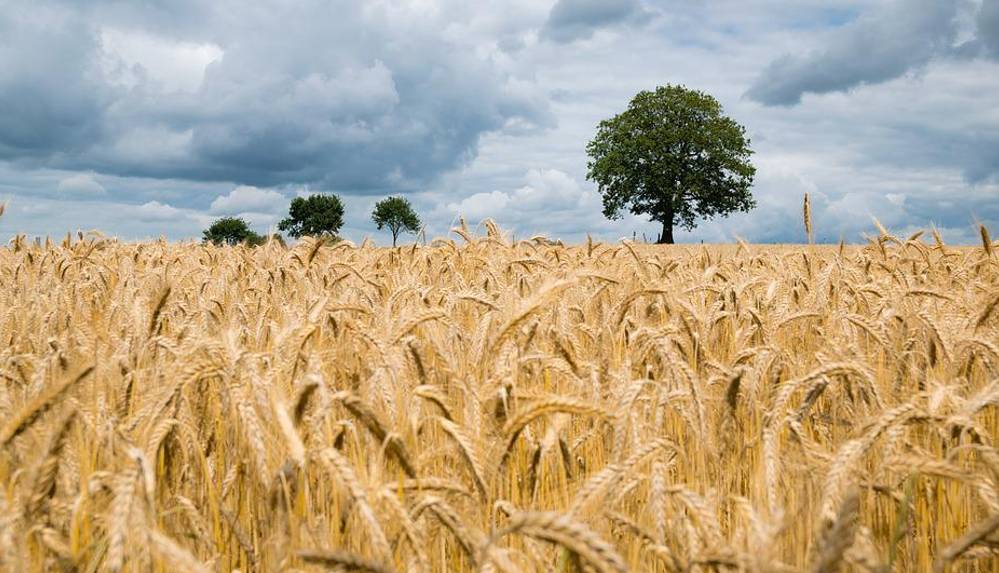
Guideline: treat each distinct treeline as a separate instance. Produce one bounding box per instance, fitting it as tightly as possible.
[206,84,758,248]
[203,194,421,247]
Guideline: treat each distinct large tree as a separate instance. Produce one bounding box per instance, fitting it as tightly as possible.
[586,85,756,244]
[278,193,345,239]
[202,217,261,246]
[372,196,421,247]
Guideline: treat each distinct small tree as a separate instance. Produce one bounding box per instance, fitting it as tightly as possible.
[246,232,285,247]
[371,196,421,247]
[278,194,345,239]
[202,217,261,246]
[586,85,756,244]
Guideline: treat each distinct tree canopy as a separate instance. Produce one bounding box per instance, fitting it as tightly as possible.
[586,85,756,244]
[372,196,421,246]
[202,217,261,246]
[278,194,345,239]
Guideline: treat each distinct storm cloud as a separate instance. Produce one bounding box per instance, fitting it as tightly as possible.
[541,0,648,43]
[745,0,961,106]
[0,1,552,191]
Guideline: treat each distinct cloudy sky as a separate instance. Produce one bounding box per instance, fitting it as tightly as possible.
[1,0,997,244]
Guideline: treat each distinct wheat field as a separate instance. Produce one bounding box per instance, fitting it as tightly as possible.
[1,221,998,572]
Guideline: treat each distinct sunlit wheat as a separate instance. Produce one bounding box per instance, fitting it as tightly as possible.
[0,223,997,571]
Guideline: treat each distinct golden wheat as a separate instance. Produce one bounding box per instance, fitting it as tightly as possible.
[0,225,997,571]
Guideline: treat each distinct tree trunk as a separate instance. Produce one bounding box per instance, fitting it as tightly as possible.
[657,220,674,244]
[391,231,398,247]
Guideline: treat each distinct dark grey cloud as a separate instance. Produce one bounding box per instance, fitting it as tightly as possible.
[746,0,960,106]
[743,0,999,185]
[977,0,999,56]
[835,99,999,184]
[904,191,999,228]
[0,0,553,197]
[890,127,999,185]
[541,0,647,43]
[0,10,111,157]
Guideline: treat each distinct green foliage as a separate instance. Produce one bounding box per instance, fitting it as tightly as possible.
[371,196,421,246]
[246,233,285,247]
[586,84,756,243]
[202,217,261,246]
[202,218,284,247]
[278,194,345,239]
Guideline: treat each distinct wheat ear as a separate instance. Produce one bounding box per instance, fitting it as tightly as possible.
[317,448,392,561]
[803,193,813,244]
[500,396,608,468]
[334,390,417,477]
[146,527,210,573]
[809,488,859,573]
[980,224,993,258]
[0,365,93,447]
[436,416,489,497]
[298,549,397,573]
[489,510,628,573]
[933,512,999,573]
[26,410,77,518]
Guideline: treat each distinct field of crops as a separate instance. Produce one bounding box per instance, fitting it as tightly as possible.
[1,223,998,572]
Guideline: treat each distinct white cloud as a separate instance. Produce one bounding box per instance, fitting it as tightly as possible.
[134,200,184,222]
[100,27,222,92]
[447,168,594,219]
[57,173,107,196]
[886,193,906,206]
[209,185,286,215]
[441,168,648,241]
[447,190,512,220]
